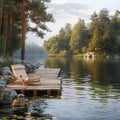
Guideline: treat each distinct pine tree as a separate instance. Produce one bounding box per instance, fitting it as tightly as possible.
[70,19,87,54]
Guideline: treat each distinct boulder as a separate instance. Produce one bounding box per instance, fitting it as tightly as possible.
[24,63,42,73]
[2,67,12,76]
[0,85,5,102]
[0,77,7,87]
[2,89,17,104]
[0,76,17,104]
[0,57,6,62]
[0,77,6,102]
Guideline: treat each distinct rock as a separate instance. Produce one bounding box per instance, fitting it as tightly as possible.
[0,57,6,62]
[0,75,12,86]
[4,75,12,82]
[34,63,42,69]
[0,85,5,102]
[0,77,6,102]
[1,67,12,83]
[0,77,7,87]
[2,89,17,104]
[2,67,12,76]
[0,83,17,104]
[24,63,35,73]
[24,63,42,73]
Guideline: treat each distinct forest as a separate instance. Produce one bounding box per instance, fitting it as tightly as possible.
[44,9,120,57]
[0,0,54,57]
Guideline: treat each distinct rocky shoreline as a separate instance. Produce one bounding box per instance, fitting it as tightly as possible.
[0,57,42,105]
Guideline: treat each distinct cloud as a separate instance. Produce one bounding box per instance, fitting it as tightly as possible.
[49,2,89,10]
[48,2,90,20]
[43,2,93,41]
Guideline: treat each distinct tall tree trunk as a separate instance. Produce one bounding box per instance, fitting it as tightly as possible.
[21,0,26,60]
[5,15,13,55]
[5,15,10,55]
[9,16,13,56]
[0,4,6,55]
[0,5,5,36]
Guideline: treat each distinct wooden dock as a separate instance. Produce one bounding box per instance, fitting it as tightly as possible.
[6,68,62,97]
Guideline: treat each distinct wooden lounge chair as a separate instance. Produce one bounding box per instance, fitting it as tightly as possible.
[11,64,41,85]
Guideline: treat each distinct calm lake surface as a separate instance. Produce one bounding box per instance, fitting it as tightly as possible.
[1,56,120,120]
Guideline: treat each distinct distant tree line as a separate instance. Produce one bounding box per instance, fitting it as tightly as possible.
[0,0,54,56]
[44,9,120,56]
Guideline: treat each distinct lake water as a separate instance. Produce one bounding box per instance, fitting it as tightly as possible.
[1,57,120,120]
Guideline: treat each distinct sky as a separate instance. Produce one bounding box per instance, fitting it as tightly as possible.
[26,0,120,46]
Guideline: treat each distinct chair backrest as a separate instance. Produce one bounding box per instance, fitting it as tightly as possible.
[11,64,29,80]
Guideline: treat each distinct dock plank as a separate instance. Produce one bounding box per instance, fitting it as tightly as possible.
[35,68,61,78]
